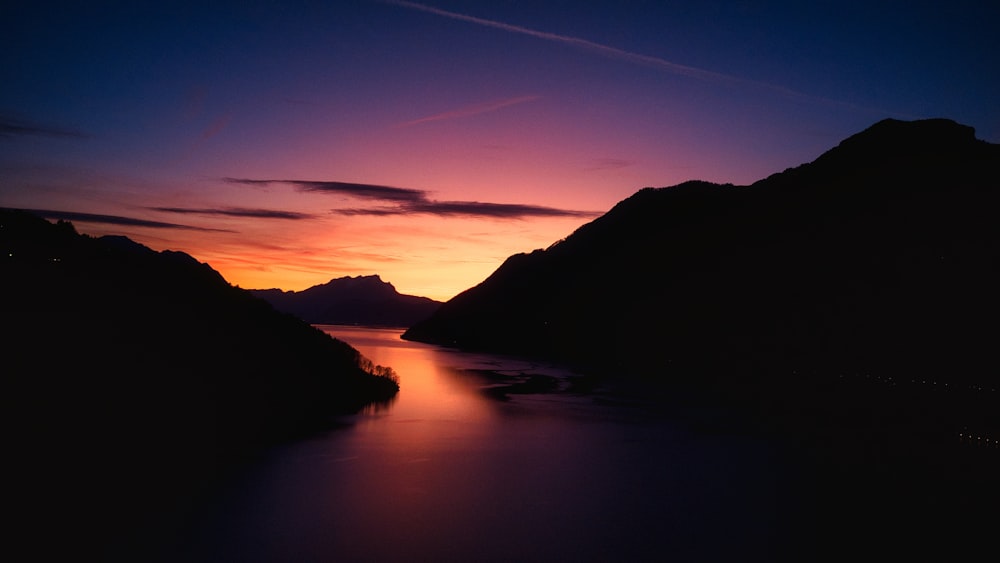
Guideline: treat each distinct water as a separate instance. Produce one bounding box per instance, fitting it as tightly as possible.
[162,326,802,562]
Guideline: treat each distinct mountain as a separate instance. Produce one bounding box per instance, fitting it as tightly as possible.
[251,274,441,327]
[402,117,1000,554]
[1,209,399,562]
[405,118,999,383]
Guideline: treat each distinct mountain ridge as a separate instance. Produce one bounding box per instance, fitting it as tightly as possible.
[251,274,441,327]
[404,116,999,403]
[2,208,400,561]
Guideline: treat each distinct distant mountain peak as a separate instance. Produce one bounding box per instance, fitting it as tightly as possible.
[320,274,394,291]
[251,274,441,327]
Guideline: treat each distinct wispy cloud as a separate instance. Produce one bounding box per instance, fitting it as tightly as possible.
[199,114,231,140]
[407,200,599,218]
[223,178,428,202]
[19,208,233,232]
[333,206,404,217]
[0,115,90,139]
[292,181,428,202]
[150,206,316,220]
[334,200,601,219]
[400,95,540,127]
[226,177,601,219]
[384,1,873,110]
[586,158,636,171]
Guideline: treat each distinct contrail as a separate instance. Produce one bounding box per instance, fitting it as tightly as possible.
[383,0,887,113]
[385,0,731,83]
[400,95,540,127]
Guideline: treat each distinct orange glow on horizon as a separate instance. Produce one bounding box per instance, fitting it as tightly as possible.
[65,209,598,302]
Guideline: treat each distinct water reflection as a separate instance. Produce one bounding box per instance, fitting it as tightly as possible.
[164,326,799,563]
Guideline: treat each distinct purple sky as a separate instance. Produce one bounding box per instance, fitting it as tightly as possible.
[3,0,998,300]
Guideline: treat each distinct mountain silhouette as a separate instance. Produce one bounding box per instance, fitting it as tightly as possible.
[2,208,399,562]
[403,119,1000,551]
[251,274,441,327]
[405,118,999,389]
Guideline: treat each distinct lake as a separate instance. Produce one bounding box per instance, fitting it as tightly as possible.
[155,326,806,562]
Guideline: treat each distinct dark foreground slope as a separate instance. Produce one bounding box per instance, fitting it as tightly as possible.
[404,119,1000,557]
[1,209,398,562]
[251,274,441,327]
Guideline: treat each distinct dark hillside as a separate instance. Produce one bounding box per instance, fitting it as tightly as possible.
[405,118,999,393]
[1,209,398,562]
[403,119,1000,557]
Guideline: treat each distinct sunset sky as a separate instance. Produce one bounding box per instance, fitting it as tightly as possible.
[3,0,998,301]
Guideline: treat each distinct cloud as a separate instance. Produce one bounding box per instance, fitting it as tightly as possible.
[226,176,601,219]
[19,209,233,232]
[400,95,540,127]
[292,181,428,202]
[408,200,599,218]
[586,158,636,171]
[0,115,90,139]
[333,206,405,217]
[200,114,231,140]
[334,200,601,219]
[150,206,315,220]
[223,178,427,202]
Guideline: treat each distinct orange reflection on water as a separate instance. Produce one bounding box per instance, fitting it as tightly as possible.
[317,325,504,471]
[319,325,495,421]
[315,325,512,553]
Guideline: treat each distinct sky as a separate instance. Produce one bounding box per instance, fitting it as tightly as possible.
[3,0,998,301]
